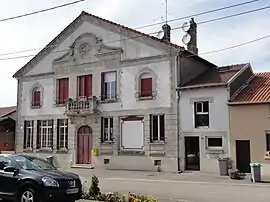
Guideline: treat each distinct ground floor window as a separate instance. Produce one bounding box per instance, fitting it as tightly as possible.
[37,120,53,149]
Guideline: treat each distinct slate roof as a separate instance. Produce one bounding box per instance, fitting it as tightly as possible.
[230,72,270,103]
[0,106,16,117]
[179,63,248,89]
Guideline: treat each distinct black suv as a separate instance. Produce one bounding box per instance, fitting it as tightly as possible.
[0,154,82,202]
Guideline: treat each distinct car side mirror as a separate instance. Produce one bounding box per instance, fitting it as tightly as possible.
[4,166,19,175]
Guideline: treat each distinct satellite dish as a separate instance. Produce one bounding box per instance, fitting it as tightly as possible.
[182,21,191,32]
[157,30,164,38]
[182,33,191,45]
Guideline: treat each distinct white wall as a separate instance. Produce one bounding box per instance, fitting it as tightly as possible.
[180,87,229,132]
[20,60,171,117]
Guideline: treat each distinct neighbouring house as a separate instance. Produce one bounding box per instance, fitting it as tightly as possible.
[0,106,16,152]
[177,63,254,173]
[228,72,270,175]
[13,12,223,171]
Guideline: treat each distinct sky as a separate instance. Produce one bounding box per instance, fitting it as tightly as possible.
[0,0,269,107]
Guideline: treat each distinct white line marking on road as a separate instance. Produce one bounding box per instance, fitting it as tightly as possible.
[101,177,270,187]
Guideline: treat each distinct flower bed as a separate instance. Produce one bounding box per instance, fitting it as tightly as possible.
[81,175,157,202]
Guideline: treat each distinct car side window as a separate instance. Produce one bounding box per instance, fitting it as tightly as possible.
[0,157,14,170]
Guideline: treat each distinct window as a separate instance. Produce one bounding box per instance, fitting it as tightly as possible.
[194,101,209,128]
[150,114,165,142]
[37,120,53,150]
[207,137,223,148]
[57,78,69,104]
[78,74,92,99]
[101,117,113,142]
[140,73,152,98]
[0,157,15,170]
[31,87,41,107]
[101,71,117,101]
[57,119,68,150]
[266,134,270,152]
[23,120,34,149]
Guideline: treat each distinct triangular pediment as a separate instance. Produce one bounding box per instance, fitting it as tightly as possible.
[14,11,183,78]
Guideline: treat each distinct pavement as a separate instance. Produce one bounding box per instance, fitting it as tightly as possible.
[72,169,270,202]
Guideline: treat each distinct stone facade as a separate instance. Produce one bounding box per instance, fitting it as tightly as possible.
[14,12,183,172]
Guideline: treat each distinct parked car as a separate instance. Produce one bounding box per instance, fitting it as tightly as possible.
[0,154,82,202]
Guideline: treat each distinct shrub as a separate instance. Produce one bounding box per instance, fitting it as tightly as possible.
[89,175,101,199]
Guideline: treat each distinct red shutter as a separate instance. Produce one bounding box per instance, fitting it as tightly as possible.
[33,90,41,106]
[58,78,69,104]
[85,75,92,98]
[58,79,64,104]
[101,72,105,100]
[140,78,152,97]
[64,78,69,102]
[78,76,84,97]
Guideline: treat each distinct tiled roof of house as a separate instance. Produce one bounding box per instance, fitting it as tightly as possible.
[231,72,270,103]
[180,63,248,89]
[13,11,185,78]
[0,106,16,117]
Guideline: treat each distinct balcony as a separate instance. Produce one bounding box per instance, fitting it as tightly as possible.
[65,96,100,116]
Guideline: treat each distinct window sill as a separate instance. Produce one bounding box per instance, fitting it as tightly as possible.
[264,156,270,160]
[100,99,118,104]
[54,103,65,107]
[23,148,34,153]
[30,105,42,109]
[56,148,69,153]
[36,148,53,153]
[195,126,210,129]
[149,141,166,145]
[100,141,115,145]
[206,148,223,154]
[137,96,154,101]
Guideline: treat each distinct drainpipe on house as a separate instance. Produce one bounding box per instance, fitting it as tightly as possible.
[176,52,183,173]
[14,79,19,154]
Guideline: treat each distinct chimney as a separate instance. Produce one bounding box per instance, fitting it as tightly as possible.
[187,18,198,55]
[161,24,171,43]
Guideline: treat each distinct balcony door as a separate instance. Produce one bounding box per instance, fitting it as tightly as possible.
[77,125,92,164]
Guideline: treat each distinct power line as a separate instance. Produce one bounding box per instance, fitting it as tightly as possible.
[0,0,86,23]
[0,4,270,61]
[0,0,261,57]
[136,0,260,29]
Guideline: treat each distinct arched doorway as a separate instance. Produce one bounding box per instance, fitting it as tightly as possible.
[77,125,92,164]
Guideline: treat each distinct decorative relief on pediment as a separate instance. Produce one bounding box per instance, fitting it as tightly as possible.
[53,32,123,65]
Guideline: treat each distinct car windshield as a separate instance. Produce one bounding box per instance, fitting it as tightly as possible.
[12,156,56,170]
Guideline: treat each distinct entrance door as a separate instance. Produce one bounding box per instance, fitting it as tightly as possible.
[236,140,251,173]
[77,125,92,164]
[185,136,200,171]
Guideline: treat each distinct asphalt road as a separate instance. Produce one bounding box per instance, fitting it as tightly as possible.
[74,169,270,202]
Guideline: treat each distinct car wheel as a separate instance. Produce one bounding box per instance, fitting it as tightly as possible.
[19,188,38,202]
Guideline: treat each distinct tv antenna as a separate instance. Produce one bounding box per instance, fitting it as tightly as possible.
[181,21,191,45]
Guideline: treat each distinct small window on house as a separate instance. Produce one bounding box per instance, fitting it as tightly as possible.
[77,74,92,99]
[140,73,152,98]
[150,114,165,142]
[31,87,41,107]
[266,133,270,152]
[37,120,53,150]
[194,101,209,128]
[101,71,117,101]
[56,78,69,105]
[57,119,68,150]
[23,120,34,149]
[101,117,114,142]
[207,137,223,148]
